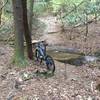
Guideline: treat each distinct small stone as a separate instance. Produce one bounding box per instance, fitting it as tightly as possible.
[87,96,92,100]
[18,77,23,82]
[76,95,83,100]
[15,77,23,89]
[9,71,16,75]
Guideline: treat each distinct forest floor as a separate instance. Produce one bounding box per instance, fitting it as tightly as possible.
[0,16,100,100]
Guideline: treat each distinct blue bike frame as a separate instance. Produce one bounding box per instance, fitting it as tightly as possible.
[36,42,46,59]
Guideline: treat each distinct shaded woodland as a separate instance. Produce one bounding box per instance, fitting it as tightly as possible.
[0,0,100,99]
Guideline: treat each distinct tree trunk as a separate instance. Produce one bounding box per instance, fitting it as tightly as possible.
[22,0,33,59]
[94,13,97,24]
[85,13,88,42]
[12,0,25,65]
[0,0,3,25]
[28,0,34,33]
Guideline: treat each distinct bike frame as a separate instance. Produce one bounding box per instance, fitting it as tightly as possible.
[35,41,47,59]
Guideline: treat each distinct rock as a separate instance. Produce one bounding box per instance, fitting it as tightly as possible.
[15,77,23,89]
[76,95,83,100]
[0,48,5,55]
[84,56,98,62]
[7,95,14,100]
[9,71,17,75]
[87,96,92,100]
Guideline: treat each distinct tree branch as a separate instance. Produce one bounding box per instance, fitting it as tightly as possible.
[62,0,85,18]
[73,15,100,28]
[0,0,8,11]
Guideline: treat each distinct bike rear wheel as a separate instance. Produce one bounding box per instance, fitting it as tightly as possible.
[45,55,55,73]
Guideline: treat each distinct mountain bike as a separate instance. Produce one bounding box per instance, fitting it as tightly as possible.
[33,40,55,73]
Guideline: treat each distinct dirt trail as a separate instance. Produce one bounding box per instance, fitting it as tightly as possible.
[38,16,61,34]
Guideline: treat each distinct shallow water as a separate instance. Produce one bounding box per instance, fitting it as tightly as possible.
[47,50,81,60]
[47,50,99,66]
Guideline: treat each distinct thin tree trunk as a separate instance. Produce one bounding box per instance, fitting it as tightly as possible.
[22,0,33,59]
[28,0,34,33]
[85,13,88,42]
[0,0,3,25]
[94,13,97,24]
[12,0,25,65]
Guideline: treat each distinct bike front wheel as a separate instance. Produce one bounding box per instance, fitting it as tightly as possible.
[45,55,55,73]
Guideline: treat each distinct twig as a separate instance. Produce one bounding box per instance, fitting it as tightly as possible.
[73,15,100,28]
[62,0,85,18]
[0,0,8,11]
[64,63,67,79]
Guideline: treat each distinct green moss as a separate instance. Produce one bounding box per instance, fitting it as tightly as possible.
[12,54,28,67]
